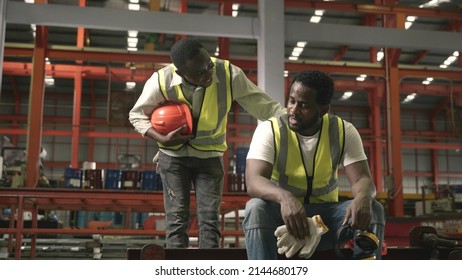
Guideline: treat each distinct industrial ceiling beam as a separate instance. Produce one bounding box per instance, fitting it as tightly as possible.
[4,46,172,64]
[3,61,462,96]
[6,2,462,52]
[5,1,256,39]
[5,46,462,81]
[203,0,462,20]
[1,128,459,149]
[285,20,462,53]
[284,0,462,21]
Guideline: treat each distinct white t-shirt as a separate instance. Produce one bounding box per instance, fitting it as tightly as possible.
[247,118,367,175]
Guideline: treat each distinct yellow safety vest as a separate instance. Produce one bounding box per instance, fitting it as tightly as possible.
[157,57,232,152]
[270,113,345,203]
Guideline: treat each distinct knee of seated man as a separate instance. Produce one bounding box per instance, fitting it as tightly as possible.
[245,198,271,214]
[243,198,277,227]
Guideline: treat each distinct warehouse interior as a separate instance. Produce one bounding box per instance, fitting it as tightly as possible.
[0,0,462,259]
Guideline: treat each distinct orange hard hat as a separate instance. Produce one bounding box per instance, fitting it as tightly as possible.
[151,101,193,135]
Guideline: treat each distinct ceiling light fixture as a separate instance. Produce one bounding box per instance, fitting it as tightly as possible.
[127,37,138,44]
[292,47,303,57]
[405,16,417,29]
[340,91,353,100]
[402,93,417,104]
[310,16,322,23]
[128,30,138,38]
[288,41,307,61]
[232,4,240,17]
[377,49,384,62]
[356,74,367,82]
[440,51,459,68]
[128,3,140,11]
[44,76,55,86]
[126,82,136,89]
[127,30,138,52]
[422,77,433,85]
[419,0,450,8]
[310,9,324,23]
[30,24,36,38]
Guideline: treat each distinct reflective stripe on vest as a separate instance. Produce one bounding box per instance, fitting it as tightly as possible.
[271,113,345,203]
[157,58,232,151]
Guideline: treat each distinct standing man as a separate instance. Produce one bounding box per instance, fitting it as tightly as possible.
[243,70,385,259]
[129,38,285,248]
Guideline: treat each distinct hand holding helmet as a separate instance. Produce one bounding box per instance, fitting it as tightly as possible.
[151,101,193,135]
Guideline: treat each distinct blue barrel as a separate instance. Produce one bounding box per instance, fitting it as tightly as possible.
[235,147,250,174]
[105,169,122,190]
[113,212,123,226]
[76,211,91,228]
[64,167,82,189]
[141,170,162,191]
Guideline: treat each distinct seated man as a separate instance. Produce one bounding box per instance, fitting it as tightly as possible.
[243,70,385,260]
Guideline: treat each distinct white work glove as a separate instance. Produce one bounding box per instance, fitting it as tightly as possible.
[275,225,305,258]
[298,215,329,259]
[274,215,329,259]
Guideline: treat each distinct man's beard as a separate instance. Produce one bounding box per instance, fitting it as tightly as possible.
[288,113,320,134]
